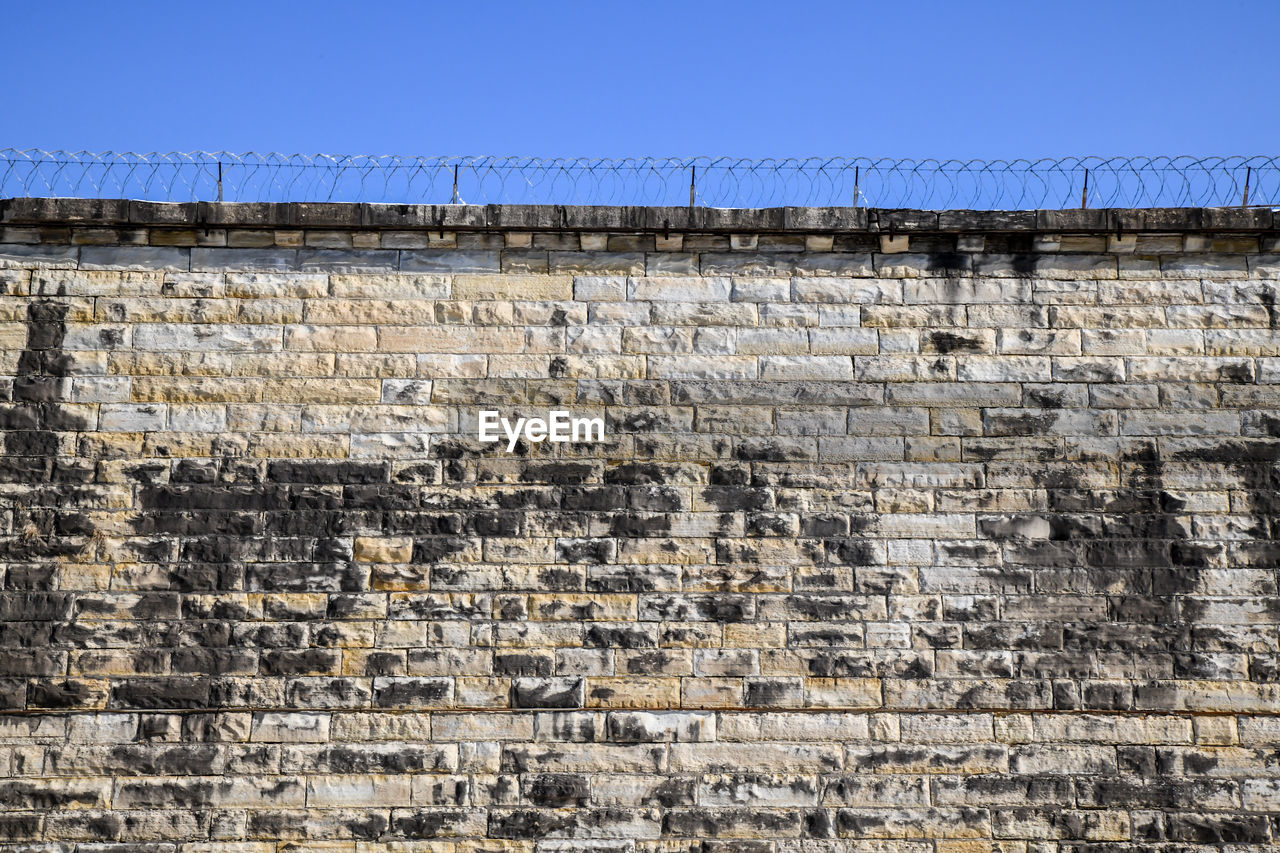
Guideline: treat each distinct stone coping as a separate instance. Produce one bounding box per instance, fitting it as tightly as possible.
[2,197,1278,233]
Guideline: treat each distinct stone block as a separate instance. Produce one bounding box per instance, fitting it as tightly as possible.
[251,712,330,743]
[627,276,730,302]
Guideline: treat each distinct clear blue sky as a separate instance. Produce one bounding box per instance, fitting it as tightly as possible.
[8,0,1276,158]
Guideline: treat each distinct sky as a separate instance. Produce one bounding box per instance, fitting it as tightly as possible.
[6,0,1277,160]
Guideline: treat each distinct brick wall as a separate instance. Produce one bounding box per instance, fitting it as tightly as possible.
[1,199,1280,851]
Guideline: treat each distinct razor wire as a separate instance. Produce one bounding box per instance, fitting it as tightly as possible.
[1,151,1276,209]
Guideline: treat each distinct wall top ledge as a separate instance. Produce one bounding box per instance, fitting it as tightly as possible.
[2,198,1277,234]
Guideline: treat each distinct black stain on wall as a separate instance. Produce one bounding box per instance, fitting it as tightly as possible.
[2,298,94,566]
[981,436,1280,707]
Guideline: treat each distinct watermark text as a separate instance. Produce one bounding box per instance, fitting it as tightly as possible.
[478,410,605,452]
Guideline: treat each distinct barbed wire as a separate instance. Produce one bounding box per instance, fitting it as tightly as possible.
[1,151,1276,209]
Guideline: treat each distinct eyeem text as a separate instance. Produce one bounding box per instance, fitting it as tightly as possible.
[478,410,605,452]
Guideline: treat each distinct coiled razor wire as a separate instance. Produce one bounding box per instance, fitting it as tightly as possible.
[1,151,1277,209]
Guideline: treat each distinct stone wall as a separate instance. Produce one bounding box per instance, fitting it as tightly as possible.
[2,198,1280,851]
